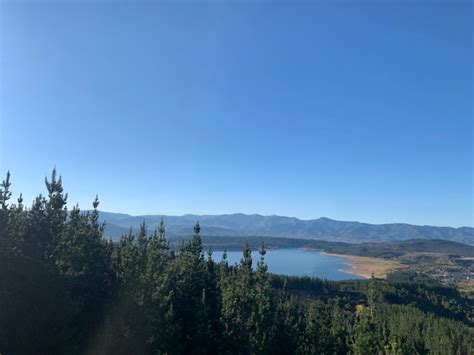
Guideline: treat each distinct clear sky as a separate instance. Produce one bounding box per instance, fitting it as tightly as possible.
[0,1,472,227]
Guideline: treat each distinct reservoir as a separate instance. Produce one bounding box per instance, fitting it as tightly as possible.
[211,248,363,281]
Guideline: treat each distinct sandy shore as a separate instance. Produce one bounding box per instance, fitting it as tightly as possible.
[320,252,400,279]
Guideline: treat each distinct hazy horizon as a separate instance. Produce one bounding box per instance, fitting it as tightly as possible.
[92,209,471,229]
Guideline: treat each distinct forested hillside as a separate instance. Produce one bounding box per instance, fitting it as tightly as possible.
[196,235,474,257]
[1,171,473,354]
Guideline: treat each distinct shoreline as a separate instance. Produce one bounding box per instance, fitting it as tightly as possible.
[320,251,399,279]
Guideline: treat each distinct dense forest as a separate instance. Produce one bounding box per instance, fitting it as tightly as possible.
[1,170,473,355]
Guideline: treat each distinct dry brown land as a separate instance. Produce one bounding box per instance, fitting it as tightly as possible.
[320,252,402,279]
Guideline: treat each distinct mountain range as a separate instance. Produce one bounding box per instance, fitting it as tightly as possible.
[97,211,474,245]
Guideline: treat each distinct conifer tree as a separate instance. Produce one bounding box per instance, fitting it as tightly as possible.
[191,221,203,257]
[251,242,275,354]
[0,171,12,247]
[0,171,12,209]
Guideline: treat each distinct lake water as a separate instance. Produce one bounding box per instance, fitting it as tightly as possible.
[211,249,363,281]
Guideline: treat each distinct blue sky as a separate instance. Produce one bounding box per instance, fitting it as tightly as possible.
[1,1,472,227]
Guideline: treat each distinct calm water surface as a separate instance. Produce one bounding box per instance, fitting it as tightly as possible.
[211,249,363,281]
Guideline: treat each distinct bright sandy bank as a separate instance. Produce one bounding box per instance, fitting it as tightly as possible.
[320,252,401,279]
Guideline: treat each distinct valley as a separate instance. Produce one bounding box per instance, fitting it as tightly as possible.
[97,211,474,290]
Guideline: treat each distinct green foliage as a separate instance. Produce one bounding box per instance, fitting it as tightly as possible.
[1,170,473,354]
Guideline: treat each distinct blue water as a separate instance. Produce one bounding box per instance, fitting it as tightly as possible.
[211,249,363,281]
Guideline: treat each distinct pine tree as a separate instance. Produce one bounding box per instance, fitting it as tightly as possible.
[0,171,12,209]
[273,292,301,354]
[157,217,168,250]
[0,171,12,249]
[191,221,203,257]
[44,169,68,263]
[351,303,381,355]
[251,241,275,354]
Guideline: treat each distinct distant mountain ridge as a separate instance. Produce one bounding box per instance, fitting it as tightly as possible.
[97,211,474,245]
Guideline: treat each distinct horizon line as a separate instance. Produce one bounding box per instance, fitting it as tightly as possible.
[94,210,473,230]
